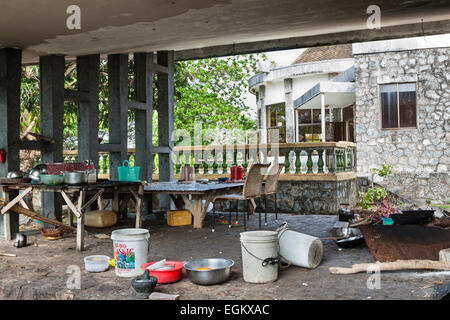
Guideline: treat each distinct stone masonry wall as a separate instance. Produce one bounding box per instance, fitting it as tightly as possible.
[354,47,450,202]
[215,179,359,214]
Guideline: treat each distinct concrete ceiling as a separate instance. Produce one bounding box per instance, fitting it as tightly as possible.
[1,0,450,64]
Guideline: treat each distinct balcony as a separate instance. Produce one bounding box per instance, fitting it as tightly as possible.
[36,142,356,182]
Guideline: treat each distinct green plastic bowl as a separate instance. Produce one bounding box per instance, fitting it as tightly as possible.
[40,174,64,186]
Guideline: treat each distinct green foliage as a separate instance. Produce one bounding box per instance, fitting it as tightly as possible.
[359,188,388,210]
[360,164,393,209]
[173,54,264,144]
[20,54,264,149]
[370,164,392,178]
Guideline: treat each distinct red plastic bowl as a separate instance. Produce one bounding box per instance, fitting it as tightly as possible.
[141,261,184,284]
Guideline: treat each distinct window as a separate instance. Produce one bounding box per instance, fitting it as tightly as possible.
[266,103,286,143]
[380,83,417,129]
[297,109,329,142]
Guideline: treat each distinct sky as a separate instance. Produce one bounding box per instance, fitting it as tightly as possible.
[245,48,305,116]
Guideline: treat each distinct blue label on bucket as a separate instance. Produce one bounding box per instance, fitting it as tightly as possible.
[114,243,136,270]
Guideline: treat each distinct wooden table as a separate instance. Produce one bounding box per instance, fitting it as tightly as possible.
[144,181,244,228]
[0,180,144,251]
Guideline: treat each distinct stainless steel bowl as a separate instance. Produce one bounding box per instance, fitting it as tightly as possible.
[183,258,234,285]
[7,171,23,179]
[28,166,47,181]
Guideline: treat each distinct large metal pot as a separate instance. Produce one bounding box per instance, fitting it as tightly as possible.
[63,171,88,185]
[183,258,234,285]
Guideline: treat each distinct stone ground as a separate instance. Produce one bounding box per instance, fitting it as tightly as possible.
[0,213,448,300]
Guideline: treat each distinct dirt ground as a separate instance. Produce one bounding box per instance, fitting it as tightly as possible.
[0,212,448,300]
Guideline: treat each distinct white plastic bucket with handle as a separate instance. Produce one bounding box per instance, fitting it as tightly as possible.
[278,227,323,269]
[240,230,279,283]
[111,228,150,277]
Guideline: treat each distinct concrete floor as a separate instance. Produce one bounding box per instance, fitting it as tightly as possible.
[0,213,447,300]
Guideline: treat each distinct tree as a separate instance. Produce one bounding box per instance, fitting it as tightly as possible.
[18,53,265,168]
[174,54,263,144]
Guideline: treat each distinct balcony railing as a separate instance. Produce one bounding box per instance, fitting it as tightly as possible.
[33,142,356,181]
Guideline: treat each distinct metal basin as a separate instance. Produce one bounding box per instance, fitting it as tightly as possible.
[63,171,88,185]
[184,258,234,285]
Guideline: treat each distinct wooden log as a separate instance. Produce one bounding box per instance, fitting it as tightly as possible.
[0,199,75,232]
[0,252,16,257]
[148,292,179,300]
[25,132,56,144]
[329,259,450,275]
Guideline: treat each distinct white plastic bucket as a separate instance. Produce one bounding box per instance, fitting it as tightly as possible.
[278,228,323,269]
[111,228,150,277]
[240,230,279,283]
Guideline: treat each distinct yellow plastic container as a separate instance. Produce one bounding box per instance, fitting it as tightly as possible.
[167,210,192,226]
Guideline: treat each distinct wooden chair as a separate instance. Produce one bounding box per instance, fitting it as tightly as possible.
[259,163,284,229]
[211,163,270,232]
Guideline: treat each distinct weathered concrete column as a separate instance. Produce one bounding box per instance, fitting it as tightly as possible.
[77,55,100,167]
[0,48,21,238]
[40,55,65,222]
[134,52,154,213]
[156,51,175,209]
[134,52,154,183]
[258,85,267,144]
[107,54,129,180]
[284,78,295,143]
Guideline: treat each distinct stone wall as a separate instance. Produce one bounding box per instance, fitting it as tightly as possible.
[215,179,359,214]
[354,47,450,202]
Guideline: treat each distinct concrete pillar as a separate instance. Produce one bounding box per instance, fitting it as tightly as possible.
[258,85,267,144]
[0,48,21,238]
[134,52,154,213]
[77,55,100,167]
[134,52,154,183]
[321,93,326,142]
[40,55,65,222]
[284,78,295,143]
[156,51,175,209]
[107,54,129,180]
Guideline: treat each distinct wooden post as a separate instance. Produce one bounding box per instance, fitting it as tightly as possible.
[0,48,21,239]
[40,55,65,223]
[135,184,144,228]
[157,51,175,209]
[108,54,129,180]
[77,54,100,168]
[76,191,86,251]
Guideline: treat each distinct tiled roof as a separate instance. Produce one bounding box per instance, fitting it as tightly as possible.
[293,44,353,64]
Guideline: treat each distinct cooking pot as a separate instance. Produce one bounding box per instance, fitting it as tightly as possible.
[63,171,88,185]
